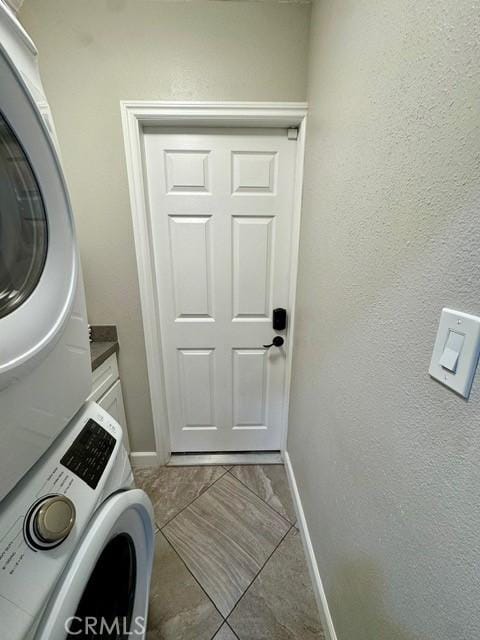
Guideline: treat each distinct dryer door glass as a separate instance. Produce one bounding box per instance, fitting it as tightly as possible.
[0,111,48,318]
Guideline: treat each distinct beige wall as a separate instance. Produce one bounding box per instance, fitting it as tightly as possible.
[19,0,311,451]
[288,1,480,638]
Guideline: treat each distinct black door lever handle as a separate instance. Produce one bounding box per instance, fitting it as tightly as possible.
[263,336,284,348]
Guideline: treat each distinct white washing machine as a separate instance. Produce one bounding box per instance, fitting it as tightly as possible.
[0,402,155,640]
[0,0,92,502]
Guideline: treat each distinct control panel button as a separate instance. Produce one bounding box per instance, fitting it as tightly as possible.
[60,419,116,489]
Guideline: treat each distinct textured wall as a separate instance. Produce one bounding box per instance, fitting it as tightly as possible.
[19,0,311,451]
[288,1,480,639]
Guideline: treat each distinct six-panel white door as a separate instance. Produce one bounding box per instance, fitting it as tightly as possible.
[143,127,297,451]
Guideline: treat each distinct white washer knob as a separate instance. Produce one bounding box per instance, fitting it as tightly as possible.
[25,495,76,550]
[35,495,75,542]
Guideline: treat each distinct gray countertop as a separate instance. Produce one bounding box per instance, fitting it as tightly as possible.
[90,340,119,371]
[89,325,119,371]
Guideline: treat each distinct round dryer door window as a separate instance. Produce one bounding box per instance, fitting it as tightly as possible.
[0,111,48,318]
[0,47,79,388]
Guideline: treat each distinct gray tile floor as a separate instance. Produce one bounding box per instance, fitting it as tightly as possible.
[135,464,324,640]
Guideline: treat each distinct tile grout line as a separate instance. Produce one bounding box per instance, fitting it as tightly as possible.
[160,529,228,631]
[158,469,241,625]
[155,468,291,638]
[226,523,295,630]
[225,620,240,640]
[210,620,240,640]
[225,468,295,527]
[155,467,230,531]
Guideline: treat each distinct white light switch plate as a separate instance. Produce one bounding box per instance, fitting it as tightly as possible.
[429,308,480,398]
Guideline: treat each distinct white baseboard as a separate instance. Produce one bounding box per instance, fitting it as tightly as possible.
[129,451,160,468]
[283,451,338,640]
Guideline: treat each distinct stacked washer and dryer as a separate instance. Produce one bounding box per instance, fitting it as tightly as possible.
[0,2,155,638]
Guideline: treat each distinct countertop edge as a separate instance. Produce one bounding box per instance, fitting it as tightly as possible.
[90,341,119,371]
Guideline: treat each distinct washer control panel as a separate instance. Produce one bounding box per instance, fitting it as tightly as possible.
[60,419,116,489]
[0,402,123,638]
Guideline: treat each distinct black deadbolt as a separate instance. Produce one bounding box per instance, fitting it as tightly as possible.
[273,308,287,331]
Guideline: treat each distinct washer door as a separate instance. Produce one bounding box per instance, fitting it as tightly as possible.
[35,489,155,640]
[0,46,77,388]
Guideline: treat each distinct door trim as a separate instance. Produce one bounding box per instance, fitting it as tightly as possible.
[121,101,308,463]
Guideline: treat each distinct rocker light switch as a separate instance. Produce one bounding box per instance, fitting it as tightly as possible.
[429,309,480,398]
[439,330,464,373]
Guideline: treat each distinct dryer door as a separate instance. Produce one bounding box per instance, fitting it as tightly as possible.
[0,43,78,388]
[34,489,155,640]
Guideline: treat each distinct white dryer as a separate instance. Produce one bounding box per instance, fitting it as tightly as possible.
[0,402,155,640]
[0,0,92,502]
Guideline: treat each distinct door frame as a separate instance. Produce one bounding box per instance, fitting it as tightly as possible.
[120,101,308,464]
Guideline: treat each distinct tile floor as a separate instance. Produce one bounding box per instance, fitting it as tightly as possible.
[134,464,324,640]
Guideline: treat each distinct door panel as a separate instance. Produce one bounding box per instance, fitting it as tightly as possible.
[233,349,268,428]
[144,127,296,451]
[232,216,274,319]
[165,150,210,193]
[232,151,276,194]
[177,348,216,428]
[168,215,214,319]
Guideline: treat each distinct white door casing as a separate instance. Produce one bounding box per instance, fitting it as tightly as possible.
[121,102,307,461]
[143,127,297,452]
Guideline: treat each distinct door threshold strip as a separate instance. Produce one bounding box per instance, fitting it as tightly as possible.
[167,452,283,467]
